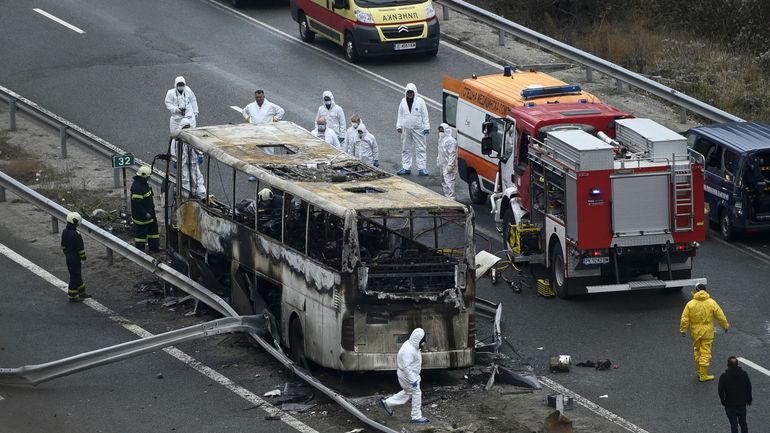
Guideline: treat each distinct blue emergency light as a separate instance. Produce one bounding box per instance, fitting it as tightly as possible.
[521,84,582,100]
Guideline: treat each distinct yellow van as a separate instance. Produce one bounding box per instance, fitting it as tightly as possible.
[290,0,440,62]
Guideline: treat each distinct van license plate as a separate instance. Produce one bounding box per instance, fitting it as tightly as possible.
[394,42,417,51]
[583,256,609,265]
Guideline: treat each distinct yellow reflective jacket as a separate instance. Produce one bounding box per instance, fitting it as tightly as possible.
[680,290,729,340]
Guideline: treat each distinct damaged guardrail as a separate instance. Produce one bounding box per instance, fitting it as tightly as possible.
[435,0,743,124]
[0,168,404,433]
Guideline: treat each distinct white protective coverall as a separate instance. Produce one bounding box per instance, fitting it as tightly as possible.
[384,328,425,420]
[165,76,199,134]
[242,99,285,124]
[436,123,458,200]
[315,91,346,142]
[396,83,430,171]
[311,126,342,149]
[355,124,379,166]
[171,119,206,199]
[345,120,363,155]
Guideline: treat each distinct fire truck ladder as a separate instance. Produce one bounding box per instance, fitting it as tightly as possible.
[672,163,694,232]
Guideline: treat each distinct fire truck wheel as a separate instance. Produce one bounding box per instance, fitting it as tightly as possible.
[468,171,488,205]
[502,208,513,250]
[298,12,315,43]
[720,209,734,241]
[550,247,569,299]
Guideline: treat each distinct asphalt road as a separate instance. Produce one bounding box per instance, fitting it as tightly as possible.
[2,1,770,432]
[0,252,302,433]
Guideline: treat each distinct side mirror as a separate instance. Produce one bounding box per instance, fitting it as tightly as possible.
[481,136,494,156]
[333,0,348,9]
[481,121,495,136]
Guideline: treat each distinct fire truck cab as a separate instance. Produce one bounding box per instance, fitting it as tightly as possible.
[485,118,707,297]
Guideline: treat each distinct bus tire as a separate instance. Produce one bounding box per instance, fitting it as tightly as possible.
[344,32,359,63]
[298,12,315,43]
[468,171,488,205]
[550,246,570,299]
[289,318,309,369]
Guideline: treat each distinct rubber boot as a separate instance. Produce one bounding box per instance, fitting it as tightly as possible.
[698,366,715,382]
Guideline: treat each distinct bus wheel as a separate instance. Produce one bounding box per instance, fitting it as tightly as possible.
[550,247,570,299]
[344,33,359,63]
[468,171,488,205]
[289,318,309,369]
[720,209,734,241]
[298,12,315,43]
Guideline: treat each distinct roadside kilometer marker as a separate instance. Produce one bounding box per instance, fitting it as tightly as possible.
[33,8,85,34]
[737,357,770,378]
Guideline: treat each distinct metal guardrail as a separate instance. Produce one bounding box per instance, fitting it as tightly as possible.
[0,85,167,188]
[436,0,744,124]
[0,168,401,433]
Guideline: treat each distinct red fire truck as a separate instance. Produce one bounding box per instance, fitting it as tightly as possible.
[484,118,707,297]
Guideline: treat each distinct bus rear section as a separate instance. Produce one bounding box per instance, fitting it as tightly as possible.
[442,69,601,204]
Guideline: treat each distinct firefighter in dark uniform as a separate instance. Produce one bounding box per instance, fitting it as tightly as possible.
[61,211,91,302]
[131,165,160,252]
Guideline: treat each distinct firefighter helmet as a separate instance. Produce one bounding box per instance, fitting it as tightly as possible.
[66,211,81,225]
[258,188,273,202]
[137,165,152,178]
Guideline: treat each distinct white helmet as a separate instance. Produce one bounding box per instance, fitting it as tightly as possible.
[66,211,81,225]
[258,188,273,202]
[137,165,152,178]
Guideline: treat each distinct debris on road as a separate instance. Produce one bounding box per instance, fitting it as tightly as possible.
[549,355,571,373]
[263,389,281,397]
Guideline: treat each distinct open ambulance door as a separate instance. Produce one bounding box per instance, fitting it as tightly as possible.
[442,76,463,127]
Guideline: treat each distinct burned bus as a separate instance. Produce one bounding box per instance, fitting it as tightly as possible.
[164,122,475,371]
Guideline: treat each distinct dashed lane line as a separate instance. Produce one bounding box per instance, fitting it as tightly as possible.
[738,357,770,378]
[0,242,319,433]
[710,237,770,265]
[32,8,86,34]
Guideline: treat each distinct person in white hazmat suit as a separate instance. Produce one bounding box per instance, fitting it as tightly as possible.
[315,91,346,145]
[164,76,199,134]
[311,116,342,149]
[172,118,206,200]
[396,83,430,176]
[355,123,379,167]
[436,123,458,200]
[380,328,430,424]
[242,89,285,124]
[345,114,363,155]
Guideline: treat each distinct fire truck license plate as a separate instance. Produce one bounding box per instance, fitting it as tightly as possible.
[394,42,417,51]
[583,257,609,265]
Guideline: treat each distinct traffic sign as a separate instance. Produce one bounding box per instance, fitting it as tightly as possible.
[112,153,135,168]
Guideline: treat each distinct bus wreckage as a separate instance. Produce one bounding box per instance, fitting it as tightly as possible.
[165,122,476,371]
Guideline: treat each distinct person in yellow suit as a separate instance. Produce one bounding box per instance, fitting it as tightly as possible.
[680,283,730,382]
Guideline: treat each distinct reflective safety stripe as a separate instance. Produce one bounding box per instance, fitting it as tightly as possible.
[134,238,147,243]
[147,234,160,239]
[131,194,144,199]
[131,218,154,225]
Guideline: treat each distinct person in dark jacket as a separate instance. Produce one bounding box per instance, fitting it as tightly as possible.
[61,212,90,302]
[131,165,160,252]
[718,356,752,433]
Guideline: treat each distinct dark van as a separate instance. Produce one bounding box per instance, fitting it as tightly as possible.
[686,122,770,240]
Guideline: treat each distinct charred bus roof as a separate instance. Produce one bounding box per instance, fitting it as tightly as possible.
[174,122,465,217]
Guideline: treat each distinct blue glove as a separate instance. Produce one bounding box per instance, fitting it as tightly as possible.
[373,160,380,167]
[410,380,419,388]
[422,129,430,136]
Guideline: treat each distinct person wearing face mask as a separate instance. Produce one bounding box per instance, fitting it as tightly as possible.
[311,116,341,149]
[355,123,379,167]
[396,83,430,176]
[380,328,430,424]
[243,89,285,124]
[436,123,458,200]
[164,76,199,134]
[345,114,363,155]
[316,91,346,144]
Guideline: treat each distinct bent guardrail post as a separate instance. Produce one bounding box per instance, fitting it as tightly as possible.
[436,0,744,124]
[0,316,264,386]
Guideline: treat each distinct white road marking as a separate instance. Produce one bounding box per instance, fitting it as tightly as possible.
[737,357,770,378]
[710,237,770,265]
[32,8,85,34]
[540,377,650,433]
[440,40,501,69]
[0,242,318,433]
